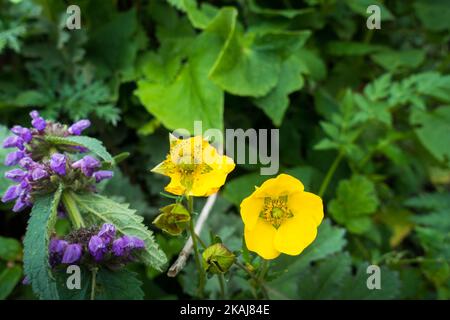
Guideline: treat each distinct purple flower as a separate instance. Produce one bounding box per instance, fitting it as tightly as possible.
[22,276,30,285]
[68,120,91,136]
[49,239,68,255]
[30,110,46,131]
[18,157,34,169]
[93,170,114,183]
[98,223,116,244]
[31,167,48,181]
[112,236,145,257]
[88,235,106,261]
[1,185,19,203]
[72,155,100,177]
[5,150,25,166]
[3,136,24,149]
[11,126,32,143]
[5,169,27,182]
[62,244,82,264]
[50,153,66,176]
[13,197,28,212]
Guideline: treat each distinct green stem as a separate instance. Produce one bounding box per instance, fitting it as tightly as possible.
[236,261,269,299]
[90,267,98,300]
[61,191,85,229]
[218,274,226,299]
[188,196,206,298]
[194,232,207,249]
[318,150,344,198]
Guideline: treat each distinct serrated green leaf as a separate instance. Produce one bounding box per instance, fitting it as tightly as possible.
[297,252,352,299]
[413,0,450,32]
[45,135,114,164]
[329,175,379,234]
[0,265,22,300]
[210,29,310,97]
[338,263,401,299]
[410,106,450,166]
[370,50,425,72]
[253,54,305,126]
[71,193,167,271]
[23,187,62,300]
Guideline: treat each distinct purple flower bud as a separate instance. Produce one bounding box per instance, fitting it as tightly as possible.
[98,223,116,244]
[13,197,28,212]
[3,136,24,149]
[31,167,48,180]
[50,153,66,176]
[93,170,114,183]
[112,236,145,257]
[22,276,30,285]
[88,235,106,261]
[30,110,46,131]
[5,169,27,182]
[68,120,91,136]
[1,185,20,203]
[19,157,34,169]
[5,150,25,166]
[62,244,82,264]
[72,155,100,177]
[11,126,32,143]
[49,239,68,255]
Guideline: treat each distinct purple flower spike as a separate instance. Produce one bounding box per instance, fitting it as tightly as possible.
[72,155,100,177]
[30,110,46,131]
[5,150,25,166]
[50,153,66,176]
[62,244,82,264]
[112,235,145,257]
[98,223,116,244]
[19,157,34,170]
[1,185,19,203]
[3,136,24,149]
[93,170,114,183]
[31,167,48,181]
[5,169,27,182]
[11,126,32,143]
[68,120,91,136]
[88,235,106,261]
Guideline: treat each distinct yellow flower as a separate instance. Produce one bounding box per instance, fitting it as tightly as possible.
[151,134,235,197]
[240,174,324,260]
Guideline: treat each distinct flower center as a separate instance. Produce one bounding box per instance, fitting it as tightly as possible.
[259,195,293,229]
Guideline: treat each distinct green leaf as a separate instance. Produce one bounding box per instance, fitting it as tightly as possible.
[248,0,314,18]
[45,135,114,164]
[0,266,22,300]
[413,0,450,32]
[297,252,352,299]
[345,0,394,21]
[135,8,237,132]
[327,41,386,56]
[23,187,63,300]
[337,263,401,299]
[0,236,22,261]
[370,50,425,72]
[71,193,167,271]
[410,106,450,166]
[210,29,310,97]
[253,54,305,126]
[329,175,379,234]
[268,220,347,298]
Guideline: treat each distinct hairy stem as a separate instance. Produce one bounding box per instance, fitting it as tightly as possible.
[318,149,344,197]
[90,267,98,300]
[61,191,85,229]
[188,196,206,298]
[218,274,226,299]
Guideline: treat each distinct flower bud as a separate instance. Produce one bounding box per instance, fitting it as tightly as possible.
[153,203,190,236]
[202,243,236,274]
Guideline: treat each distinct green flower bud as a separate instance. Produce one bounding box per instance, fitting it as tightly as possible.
[202,243,236,274]
[153,203,190,236]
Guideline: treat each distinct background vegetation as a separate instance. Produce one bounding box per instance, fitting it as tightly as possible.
[0,0,449,299]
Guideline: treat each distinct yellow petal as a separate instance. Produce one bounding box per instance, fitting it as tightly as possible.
[253,174,304,198]
[274,214,318,256]
[244,219,280,260]
[164,172,186,196]
[240,196,264,231]
[288,191,324,227]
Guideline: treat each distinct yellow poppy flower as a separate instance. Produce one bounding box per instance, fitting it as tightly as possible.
[240,174,324,260]
[151,134,235,197]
